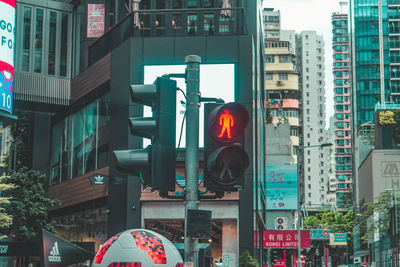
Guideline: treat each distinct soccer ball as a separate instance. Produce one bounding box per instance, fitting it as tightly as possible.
[92,229,184,267]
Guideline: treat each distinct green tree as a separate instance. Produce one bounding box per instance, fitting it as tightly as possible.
[362,190,396,241]
[1,167,60,241]
[0,176,15,235]
[239,250,259,267]
[303,210,354,267]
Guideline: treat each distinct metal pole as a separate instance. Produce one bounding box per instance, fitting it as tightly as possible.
[297,148,301,267]
[395,189,398,267]
[184,55,201,266]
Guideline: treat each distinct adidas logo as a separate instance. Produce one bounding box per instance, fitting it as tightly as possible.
[48,241,61,263]
[94,175,104,184]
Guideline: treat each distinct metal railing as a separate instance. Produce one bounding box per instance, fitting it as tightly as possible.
[89,7,246,65]
[14,71,70,106]
[375,101,400,111]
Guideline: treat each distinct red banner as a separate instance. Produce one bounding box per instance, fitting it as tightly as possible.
[263,230,310,249]
[87,4,105,38]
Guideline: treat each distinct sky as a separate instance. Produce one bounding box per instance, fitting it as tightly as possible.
[262,0,348,128]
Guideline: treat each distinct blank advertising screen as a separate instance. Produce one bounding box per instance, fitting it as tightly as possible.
[0,0,15,114]
[143,64,235,148]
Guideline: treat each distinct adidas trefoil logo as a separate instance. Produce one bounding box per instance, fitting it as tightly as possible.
[48,241,61,262]
[94,175,104,183]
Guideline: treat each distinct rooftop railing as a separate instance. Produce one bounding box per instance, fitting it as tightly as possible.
[375,101,400,111]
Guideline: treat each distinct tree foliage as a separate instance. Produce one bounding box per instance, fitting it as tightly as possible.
[0,176,15,235]
[1,167,60,241]
[362,190,397,241]
[239,250,259,267]
[304,210,354,266]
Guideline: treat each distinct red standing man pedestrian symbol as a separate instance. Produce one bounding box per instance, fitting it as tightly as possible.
[218,109,234,139]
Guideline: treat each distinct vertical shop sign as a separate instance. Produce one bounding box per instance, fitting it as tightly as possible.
[266,165,298,210]
[0,0,15,114]
[87,4,105,38]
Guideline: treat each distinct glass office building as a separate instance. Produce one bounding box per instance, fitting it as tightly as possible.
[351,0,391,126]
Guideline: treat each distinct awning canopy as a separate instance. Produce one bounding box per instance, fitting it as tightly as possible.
[0,229,95,266]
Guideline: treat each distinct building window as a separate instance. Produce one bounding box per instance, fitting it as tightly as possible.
[50,94,110,185]
[279,55,291,63]
[22,6,32,72]
[278,73,288,80]
[265,73,273,80]
[266,54,275,63]
[16,3,72,77]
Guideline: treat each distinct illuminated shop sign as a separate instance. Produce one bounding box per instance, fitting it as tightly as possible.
[0,0,15,114]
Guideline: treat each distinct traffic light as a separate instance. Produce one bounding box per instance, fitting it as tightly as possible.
[113,77,177,192]
[203,102,249,192]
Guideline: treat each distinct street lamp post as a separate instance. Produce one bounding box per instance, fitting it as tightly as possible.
[296,142,332,267]
[385,188,398,265]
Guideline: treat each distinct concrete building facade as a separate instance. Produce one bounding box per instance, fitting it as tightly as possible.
[265,41,300,163]
[296,31,330,208]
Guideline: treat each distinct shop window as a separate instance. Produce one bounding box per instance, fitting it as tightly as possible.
[50,94,110,185]
[72,110,84,178]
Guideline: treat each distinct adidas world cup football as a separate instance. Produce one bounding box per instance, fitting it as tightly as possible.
[92,229,184,267]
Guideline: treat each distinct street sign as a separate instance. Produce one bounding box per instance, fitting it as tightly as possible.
[329,233,347,245]
[310,229,331,239]
[264,230,310,248]
[89,174,109,185]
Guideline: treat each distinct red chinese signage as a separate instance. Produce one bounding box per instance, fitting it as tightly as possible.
[263,230,310,249]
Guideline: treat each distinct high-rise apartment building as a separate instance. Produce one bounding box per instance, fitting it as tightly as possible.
[296,31,329,208]
[263,8,280,41]
[265,41,300,162]
[280,30,296,55]
[263,9,300,163]
[327,117,337,205]
[332,12,353,207]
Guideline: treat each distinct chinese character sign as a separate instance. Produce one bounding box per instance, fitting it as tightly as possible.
[87,4,105,38]
[266,165,298,210]
[0,0,15,114]
[263,230,310,249]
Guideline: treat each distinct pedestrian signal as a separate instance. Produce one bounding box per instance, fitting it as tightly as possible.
[203,102,249,192]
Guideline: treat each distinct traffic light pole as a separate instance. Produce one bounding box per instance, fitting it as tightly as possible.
[184,55,201,266]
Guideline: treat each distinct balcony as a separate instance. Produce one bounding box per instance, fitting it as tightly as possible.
[89,7,246,64]
[390,56,400,64]
[390,26,400,35]
[389,41,400,49]
[14,71,70,107]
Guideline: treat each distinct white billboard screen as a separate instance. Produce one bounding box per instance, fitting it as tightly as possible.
[144,64,235,148]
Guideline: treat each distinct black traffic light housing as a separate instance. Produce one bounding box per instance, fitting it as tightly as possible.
[113,77,177,192]
[203,102,249,192]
